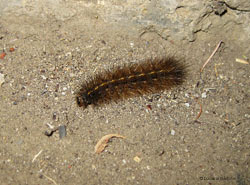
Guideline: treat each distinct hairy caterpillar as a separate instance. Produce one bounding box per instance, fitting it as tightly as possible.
[76,57,186,108]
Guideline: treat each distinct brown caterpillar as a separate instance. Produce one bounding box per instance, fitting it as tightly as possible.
[76,57,187,108]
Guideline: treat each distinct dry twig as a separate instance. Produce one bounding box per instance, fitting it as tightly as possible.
[194,98,202,121]
[32,150,43,163]
[235,58,249,64]
[201,41,222,72]
[95,134,125,154]
[43,174,58,185]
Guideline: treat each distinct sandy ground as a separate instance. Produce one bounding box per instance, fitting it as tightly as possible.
[0,2,249,185]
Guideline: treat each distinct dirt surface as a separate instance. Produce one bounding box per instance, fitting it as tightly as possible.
[0,1,249,185]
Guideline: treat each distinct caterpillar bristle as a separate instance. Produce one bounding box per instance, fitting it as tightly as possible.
[76,57,187,108]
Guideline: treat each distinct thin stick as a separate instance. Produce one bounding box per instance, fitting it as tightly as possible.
[32,150,43,163]
[194,98,202,121]
[43,174,58,185]
[201,41,222,72]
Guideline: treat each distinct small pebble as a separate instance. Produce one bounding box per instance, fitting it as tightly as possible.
[245,114,250,118]
[41,75,46,80]
[0,52,6,59]
[170,129,175,136]
[65,52,71,56]
[201,92,207,98]
[9,47,15,52]
[52,112,57,120]
[59,125,67,139]
[185,103,190,107]
[0,73,5,86]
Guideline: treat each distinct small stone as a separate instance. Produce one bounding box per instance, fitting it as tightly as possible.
[0,73,5,86]
[41,75,46,80]
[52,112,57,120]
[201,92,207,98]
[65,52,71,56]
[245,114,250,118]
[170,129,175,136]
[59,125,67,139]
[185,103,190,107]
[49,66,56,71]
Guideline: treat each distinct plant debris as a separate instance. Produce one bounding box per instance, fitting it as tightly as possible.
[194,98,203,121]
[32,150,43,163]
[235,58,249,64]
[133,156,142,163]
[200,41,222,72]
[95,134,125,154]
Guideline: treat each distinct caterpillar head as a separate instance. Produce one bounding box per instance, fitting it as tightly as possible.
[76,93,92,108]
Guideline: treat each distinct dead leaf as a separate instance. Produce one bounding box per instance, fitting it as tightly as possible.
[95,134,125,154]
[133,156,142,163]
[235,58,249,64]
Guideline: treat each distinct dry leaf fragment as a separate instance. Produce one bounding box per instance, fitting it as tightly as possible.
[95,134,125,154]
[235,58,249,64]
[133,156,142,163]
